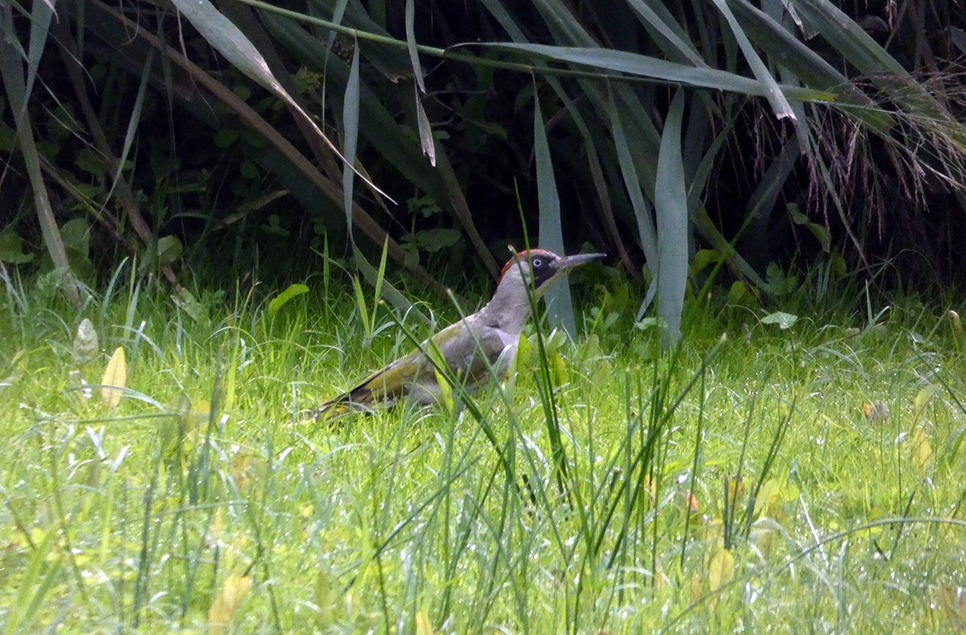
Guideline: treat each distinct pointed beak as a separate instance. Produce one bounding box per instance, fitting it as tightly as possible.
[556,252,606,273]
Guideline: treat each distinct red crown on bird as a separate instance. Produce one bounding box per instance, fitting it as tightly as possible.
[498,249,557,282]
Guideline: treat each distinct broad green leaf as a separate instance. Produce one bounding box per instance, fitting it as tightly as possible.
[157,235,183,267]
[172,289,211,328]
[761,311,799,329]
[61,218,91,259]
[910,427,933,474]
[24,0,54,107]
[268,283,310,315]
[0,232,34,263]
[691,249,722,275]
[608,86,658,273]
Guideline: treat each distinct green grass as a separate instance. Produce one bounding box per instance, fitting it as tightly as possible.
[2,264,966,634]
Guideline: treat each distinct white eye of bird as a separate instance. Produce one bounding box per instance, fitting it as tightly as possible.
[533,259,543,267]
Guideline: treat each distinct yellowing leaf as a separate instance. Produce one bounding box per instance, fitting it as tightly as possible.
[914,384,938,417]
[209,573,252,635]
[314,567,336,620]
[911,427,933,473]
[708,547,735,592]
[415,610,435,635]
[183,398,212,433]
[100,347,127,409]
[550,351,568,386]
[753,478,782,516]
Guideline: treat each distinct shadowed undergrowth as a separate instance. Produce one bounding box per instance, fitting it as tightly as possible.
[1,266,965,634]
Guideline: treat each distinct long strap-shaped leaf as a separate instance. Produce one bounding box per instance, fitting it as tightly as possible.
[533,84,578,335]
[655,91,689,348]
[169,0,394,204]
[482,42,833,102]
[710,0,808,147]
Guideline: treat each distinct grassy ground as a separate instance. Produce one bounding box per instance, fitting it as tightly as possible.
[2,263,966,634]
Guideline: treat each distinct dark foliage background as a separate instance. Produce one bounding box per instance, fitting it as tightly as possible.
[2,0,966,325]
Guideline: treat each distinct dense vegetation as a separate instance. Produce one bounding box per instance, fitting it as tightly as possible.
[3,1,965,315]
[3,1,966,632]
[2,265,966,633]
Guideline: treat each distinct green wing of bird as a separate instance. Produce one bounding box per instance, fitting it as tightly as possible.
[318,320,511,413]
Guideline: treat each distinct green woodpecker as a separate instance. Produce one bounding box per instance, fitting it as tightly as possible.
[316,249,604,414]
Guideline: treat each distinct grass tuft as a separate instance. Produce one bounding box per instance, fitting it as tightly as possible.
[1,267,965,633]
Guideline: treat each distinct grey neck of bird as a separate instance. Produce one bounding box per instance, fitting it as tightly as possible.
[478,274,535,335]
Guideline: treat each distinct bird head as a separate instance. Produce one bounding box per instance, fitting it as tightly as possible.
[498,249,605,297]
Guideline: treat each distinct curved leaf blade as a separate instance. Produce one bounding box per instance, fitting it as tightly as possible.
[533,86,576,334]
[655,91,688,347]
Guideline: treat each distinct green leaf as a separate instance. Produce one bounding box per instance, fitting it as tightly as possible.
[404,0,424,93]
[414,84,436,167]
[157,235,183,267]
[172,289,211,328]
[412,228,461,251]
[532,84,576,334]
[710,0,807,146]
[608,86,658,274]
[0,232,35,263]
[268,283,310,316]
[914,384,939,417]
[61,218,91,260]
[215,128,239,148]
[342,41,360,238]
[761,311,799,329]
[484,42,834,102]
[655,90,688,347]
[788,203,831,253]
[169,0,391,202]
[691,249,722,275]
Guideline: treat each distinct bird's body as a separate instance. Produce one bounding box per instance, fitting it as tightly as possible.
[317,249,604,414]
